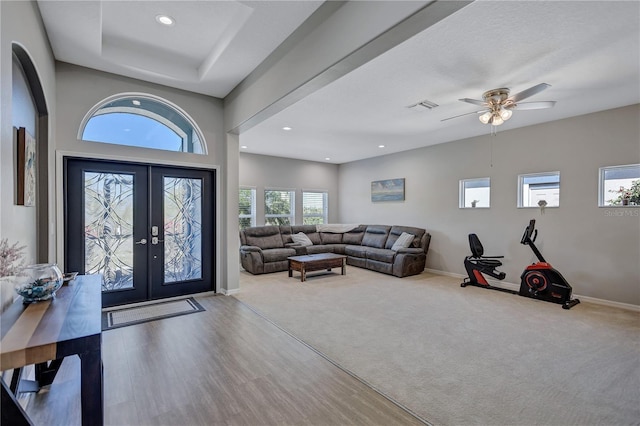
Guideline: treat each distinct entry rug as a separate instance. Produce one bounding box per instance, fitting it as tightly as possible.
[102,297,204,331]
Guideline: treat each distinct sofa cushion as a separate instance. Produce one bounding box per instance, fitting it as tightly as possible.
[342,225,366,245]
[279,226,293,244]
[386,226,426,249]
[362,225,391,249]
[262,248,297,263]
[345,245,367,258]
[244,226,284,249]
[391,232,414,251]
[320,232,343,244]
[291,232,313,246]
[366,247,395,263]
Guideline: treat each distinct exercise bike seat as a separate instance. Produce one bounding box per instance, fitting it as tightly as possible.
[463,234,507,283]
[468,234,504,262]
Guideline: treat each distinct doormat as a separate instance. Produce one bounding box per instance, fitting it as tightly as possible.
[102,297,205,331]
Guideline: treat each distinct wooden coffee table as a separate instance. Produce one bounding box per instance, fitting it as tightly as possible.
[288,253,347,282]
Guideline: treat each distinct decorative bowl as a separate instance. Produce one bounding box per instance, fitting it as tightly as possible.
[15,263,64,303]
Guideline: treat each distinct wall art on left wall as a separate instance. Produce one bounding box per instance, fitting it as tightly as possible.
[17,127,36,206]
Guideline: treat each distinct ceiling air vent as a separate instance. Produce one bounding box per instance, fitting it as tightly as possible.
[407,99,439,111]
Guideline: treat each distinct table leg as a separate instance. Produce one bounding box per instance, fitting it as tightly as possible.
[301,266,306,282]
[1,378,32,425]
[341,259,346,275]
[288,260,293,277]
[79,347,103,426]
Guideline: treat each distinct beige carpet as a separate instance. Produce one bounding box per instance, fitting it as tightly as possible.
[234,268,640,426]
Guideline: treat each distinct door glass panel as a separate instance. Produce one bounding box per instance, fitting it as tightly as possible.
[163,177,202,283]
[84,172,134,291]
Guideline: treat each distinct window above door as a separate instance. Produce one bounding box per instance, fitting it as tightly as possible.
[79,93,207,154]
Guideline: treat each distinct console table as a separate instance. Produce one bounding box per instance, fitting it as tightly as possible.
[1,274,103,425]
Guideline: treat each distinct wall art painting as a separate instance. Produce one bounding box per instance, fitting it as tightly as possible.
[17,127,36,206]
[371,178,405,202]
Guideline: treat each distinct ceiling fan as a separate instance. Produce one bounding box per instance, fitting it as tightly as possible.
[442,83,556,126]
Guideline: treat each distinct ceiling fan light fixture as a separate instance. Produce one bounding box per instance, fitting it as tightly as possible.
[479,111,492,124]
[491,114,504,126]
[500,108,512,121]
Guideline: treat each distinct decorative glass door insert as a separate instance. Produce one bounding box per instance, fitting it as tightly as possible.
[84,172,135,291]
[163,177,202,283]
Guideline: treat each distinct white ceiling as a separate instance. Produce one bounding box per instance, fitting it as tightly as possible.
[37,1,640,164]
[36,0,324,97]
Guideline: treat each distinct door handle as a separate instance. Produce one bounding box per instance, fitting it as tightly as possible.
[135,238,147,245]
[152,237,164,245]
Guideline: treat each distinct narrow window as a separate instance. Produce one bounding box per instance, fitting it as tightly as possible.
[459,178,490,208]
[239,188,256,229]
[303,191,328,224]
[599,164,640,206]
[265,189,294,226]
[79,94,206,154]
[518,172,560,208]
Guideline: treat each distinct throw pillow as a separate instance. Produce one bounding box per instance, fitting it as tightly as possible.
[391,232,414,251]
[291,232,313,246]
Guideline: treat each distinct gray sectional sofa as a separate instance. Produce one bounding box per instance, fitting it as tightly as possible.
[239,224,431,278]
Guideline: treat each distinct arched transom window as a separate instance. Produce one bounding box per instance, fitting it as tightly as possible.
[79,94,206,154]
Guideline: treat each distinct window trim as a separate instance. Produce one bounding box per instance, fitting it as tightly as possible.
[598,163,640,207]
[77,92,207,154]
[459,177,491,209]
[517,171,561,208]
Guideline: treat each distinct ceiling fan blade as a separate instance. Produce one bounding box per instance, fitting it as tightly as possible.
[441,110,487,122]
[459,98,487,106]
[506,83,551,103]
[508,101,556,110]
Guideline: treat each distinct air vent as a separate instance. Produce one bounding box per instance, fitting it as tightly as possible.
[407,99,439,111]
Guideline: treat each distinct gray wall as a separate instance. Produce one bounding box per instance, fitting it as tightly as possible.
[1,1,56,310]
[338,104,640,306]
[240,152,339,225]
[54,62,232,292]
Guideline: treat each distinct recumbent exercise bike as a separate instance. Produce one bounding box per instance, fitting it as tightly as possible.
[461,220,580,309]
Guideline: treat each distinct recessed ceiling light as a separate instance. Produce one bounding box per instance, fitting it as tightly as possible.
[240,145,248,149]
[131,100,141,106]
[325,157,331,161]
[156,15,175,26]
[282,126,292,131]
[378,145,385,148]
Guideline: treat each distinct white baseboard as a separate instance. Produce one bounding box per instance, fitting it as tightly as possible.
[424,268,640,312]
[220,288,240,296]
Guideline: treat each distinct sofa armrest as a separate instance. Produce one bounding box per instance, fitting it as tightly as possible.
[395,247,424,255]
[285,242,307,255]
[240,245,262,253]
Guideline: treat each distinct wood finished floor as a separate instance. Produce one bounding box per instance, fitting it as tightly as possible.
[20,295,425,425]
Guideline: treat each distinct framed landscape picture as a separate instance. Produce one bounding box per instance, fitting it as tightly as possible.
[371,178,405,202]
[17,127,36,206]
